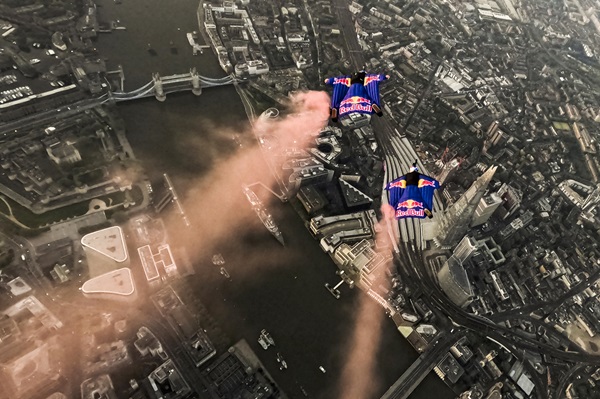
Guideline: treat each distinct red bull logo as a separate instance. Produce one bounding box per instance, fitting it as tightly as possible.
[397,199,423,209]
[333,77,351,86]
[363,75,380,86]
[340,96,368,106]
[395,199,424,218]
[418,179,437,188]
[388,180,406,189]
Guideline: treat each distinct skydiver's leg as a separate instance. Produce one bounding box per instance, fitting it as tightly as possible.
[365,78,383,116]
[330,107,338,123]
[330,84,349,121]
[372,103,383,117]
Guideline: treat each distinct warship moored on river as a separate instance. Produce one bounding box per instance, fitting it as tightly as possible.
[242,184,285,245]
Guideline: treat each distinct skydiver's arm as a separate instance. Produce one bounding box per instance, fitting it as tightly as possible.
[324,77,337,85]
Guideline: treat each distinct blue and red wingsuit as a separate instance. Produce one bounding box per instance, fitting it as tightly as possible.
[385,163,440,219]
[324,71,389,121]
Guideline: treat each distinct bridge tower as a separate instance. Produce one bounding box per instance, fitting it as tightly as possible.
[152,73,166,102]
[190,67,202,96]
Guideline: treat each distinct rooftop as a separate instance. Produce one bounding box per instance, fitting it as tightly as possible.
[81,268,136,297]
[81,226,128,263]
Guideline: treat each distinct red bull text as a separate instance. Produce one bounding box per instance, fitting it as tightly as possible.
[395,200,424,218]
[339,96,372,114]
[396,209,424,218]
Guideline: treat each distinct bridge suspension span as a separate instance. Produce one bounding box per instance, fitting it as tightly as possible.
[109,68,235,102]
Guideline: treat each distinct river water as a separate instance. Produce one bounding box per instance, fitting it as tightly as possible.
[94,1,455,398]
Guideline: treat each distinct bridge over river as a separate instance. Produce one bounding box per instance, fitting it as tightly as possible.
[109,68,236,102]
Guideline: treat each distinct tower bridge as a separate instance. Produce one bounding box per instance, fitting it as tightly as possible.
[110,68,235,102]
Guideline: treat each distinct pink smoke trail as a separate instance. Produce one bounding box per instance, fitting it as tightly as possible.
[337,204,395,399]
[164,90,330,268]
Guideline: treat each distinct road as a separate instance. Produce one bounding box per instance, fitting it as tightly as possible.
[144,317,208,394]
[331,0,365,70]
[0,96,108,136]
[328,3,600,399]
[380,331,460,399]
[553,364,585,399]
[399,242,549,399]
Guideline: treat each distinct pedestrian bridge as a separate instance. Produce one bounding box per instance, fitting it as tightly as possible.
[110,68,235,102]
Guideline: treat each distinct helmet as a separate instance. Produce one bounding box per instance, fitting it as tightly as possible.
[350,71,366,84]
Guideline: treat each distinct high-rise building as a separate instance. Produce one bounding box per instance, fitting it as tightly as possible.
[476,237,506,265]
[495,183,522,219]
[482,121,512,155]
[471,192,503,227]
[437,158,461,185]
[482,129,509,154]
[583,184,600,213]
[486,120,500,137]
[288,164,334,190]
[437,256,473,307]
[497,210,534,241]
[332,239,389,288]
[434,166,497,248]
[453,235,478,263]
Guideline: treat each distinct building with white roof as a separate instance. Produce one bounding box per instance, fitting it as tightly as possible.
[81,226,129,277]
[81,268,137,302]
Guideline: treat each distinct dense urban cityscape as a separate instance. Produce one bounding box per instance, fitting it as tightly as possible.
[1,0,600,398]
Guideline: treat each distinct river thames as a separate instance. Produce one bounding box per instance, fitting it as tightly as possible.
[94,1,455,398]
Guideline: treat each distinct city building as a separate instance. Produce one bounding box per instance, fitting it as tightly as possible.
[338,179,373,209]
[450,337,474,365]
[138,243,178,288]
[134,327,167,360]
[437,256,474,307]
[81,226,129,276]
[332,239,390,288]
[434,166,497,248]
[310,210,379,252]
[495,183,522,220]
[471,193,503,227]
[437,158,461,185]
[482,129,512,154]
[497,210,534,241]
[81,375,118,399]
[434,353,465,384]
[201,340,281,399]
[475,237,505,266]
[288,165,334,190]
[453,236,479,263]
[152,287,216,367]
[582,184,600,213]
[81,268,137,302]
[234,59,269,76]
[146,360,191,399]
[296,185,327,215]
[310,134,342,165]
